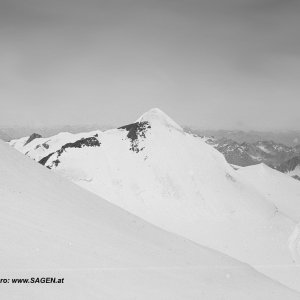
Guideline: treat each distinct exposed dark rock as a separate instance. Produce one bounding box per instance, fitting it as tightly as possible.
[52,159,61,167]
[39,137,101,169]
[42,143,50,149]
[276,156,300,173]
[39,152,55,166]
[118,121,151,153]
[292,175,300,181]
[35,142,49,150]
[57,137,101,156]
[24,133,42,146]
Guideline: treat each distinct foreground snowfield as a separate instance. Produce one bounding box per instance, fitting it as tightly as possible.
[2,141,299,299]
[9,108,300,291]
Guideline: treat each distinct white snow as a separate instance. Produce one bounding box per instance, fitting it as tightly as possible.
[230,164,242,170]
[9,136,29,151]
[237,163,300,222]
[9,108,300,291]
[136,107,183,132]
[2,141,299,299]
[289,224,300,263]
[234,163,300,290]
[257,144,271,153]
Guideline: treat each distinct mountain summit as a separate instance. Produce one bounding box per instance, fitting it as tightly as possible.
[137,108,183,131]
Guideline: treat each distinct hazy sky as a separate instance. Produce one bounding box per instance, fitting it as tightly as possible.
[0,0,299,130]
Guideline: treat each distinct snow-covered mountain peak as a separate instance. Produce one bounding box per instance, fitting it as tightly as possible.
[137,108,183,131]
[8,112,300,291]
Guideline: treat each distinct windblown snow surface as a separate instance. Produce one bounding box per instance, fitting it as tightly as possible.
[2,141,299,299]
[10,108,300,291]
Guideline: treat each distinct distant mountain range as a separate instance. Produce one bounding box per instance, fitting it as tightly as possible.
[277,156,300,181]
[188,129,300,147]
[203,137,300,180]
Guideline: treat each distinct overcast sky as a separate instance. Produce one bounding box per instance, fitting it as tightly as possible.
[0,0,299,130]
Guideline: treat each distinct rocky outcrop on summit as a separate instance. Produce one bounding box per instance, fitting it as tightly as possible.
[118,121,151,153]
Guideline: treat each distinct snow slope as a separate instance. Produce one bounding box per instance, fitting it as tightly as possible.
[237,164,300,222]
[236,163,300,290]
[2,141,299,299]
[10,108,300,290]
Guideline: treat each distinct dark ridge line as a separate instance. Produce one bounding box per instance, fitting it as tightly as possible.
[38,136,101,168]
